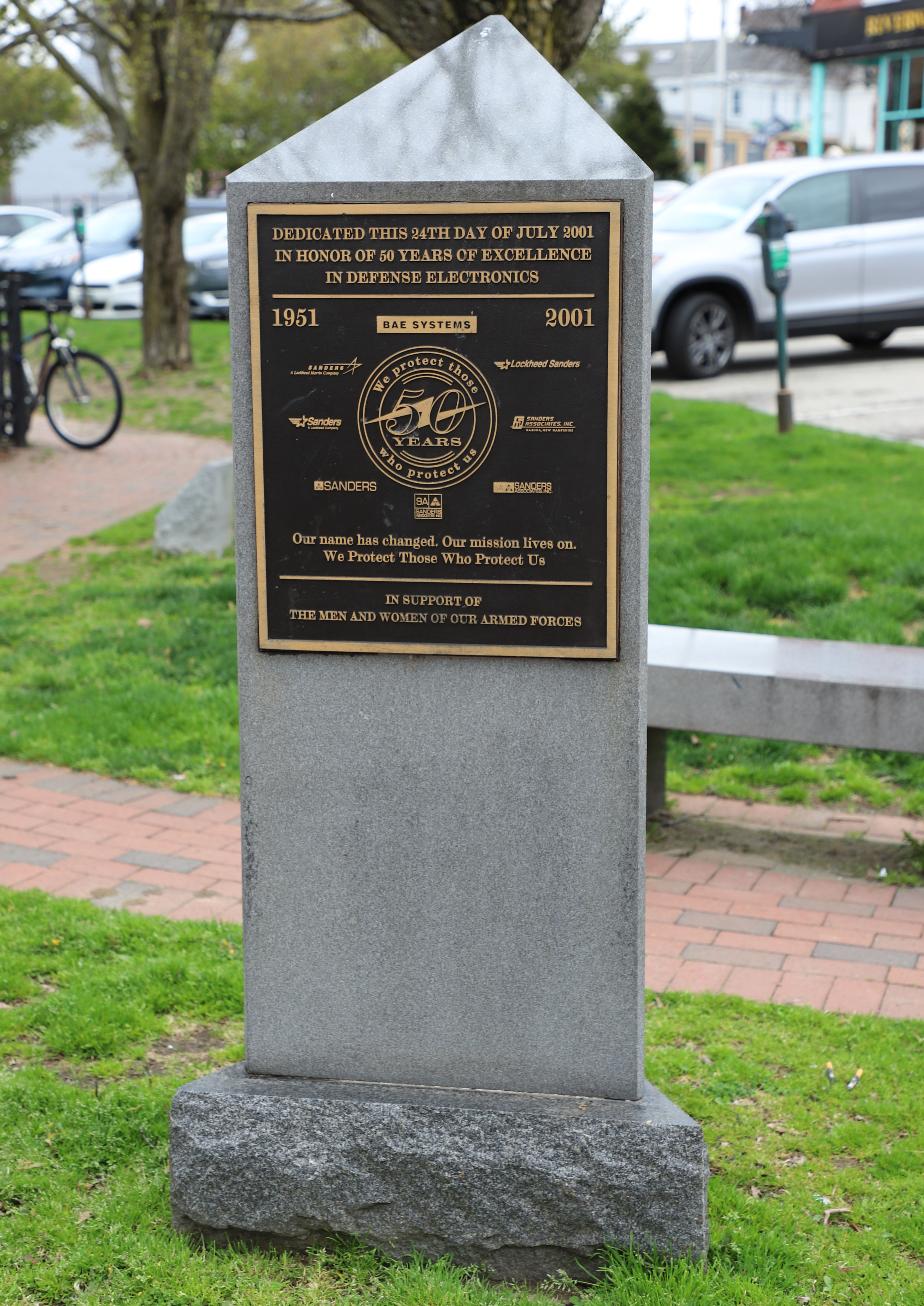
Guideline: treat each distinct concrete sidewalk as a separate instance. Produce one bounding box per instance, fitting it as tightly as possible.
[2,758,923,1020]
[0,417,225,571]
[652,326,924,445]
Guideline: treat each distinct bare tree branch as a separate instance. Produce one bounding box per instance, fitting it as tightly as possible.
[7,1,121,121]
[349,0,605,71]
[89,29,134,158]
[223,4,349,21]
[67,0,132,54]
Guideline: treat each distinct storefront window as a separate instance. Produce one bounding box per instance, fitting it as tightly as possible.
[910,55,924,111]
[887,56,904,110]
[880,51,924,149]
[886,118,924,151]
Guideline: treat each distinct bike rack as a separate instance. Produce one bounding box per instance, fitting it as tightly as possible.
[0,273,28,447]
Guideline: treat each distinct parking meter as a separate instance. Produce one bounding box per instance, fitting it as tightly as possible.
[755,201,793,432]
[72,202,88,317]
[758,203,790,295]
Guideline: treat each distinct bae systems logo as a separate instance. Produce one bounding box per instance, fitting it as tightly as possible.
[357,347,497,490]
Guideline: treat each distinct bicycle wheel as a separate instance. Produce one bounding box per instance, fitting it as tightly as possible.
[43,349,123,449]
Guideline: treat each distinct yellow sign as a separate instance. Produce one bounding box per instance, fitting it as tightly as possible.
[865,8,924,38]
[377,316,476,333]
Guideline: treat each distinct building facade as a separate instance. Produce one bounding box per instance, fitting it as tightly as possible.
[629,38,876,174]
[745,0,924,153]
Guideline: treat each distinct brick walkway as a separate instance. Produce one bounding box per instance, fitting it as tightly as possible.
[672,791,924,844]
[1,758,923,1019]
[0,417,225,571]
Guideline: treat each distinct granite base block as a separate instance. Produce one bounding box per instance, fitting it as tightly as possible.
[170,1065,708,1282]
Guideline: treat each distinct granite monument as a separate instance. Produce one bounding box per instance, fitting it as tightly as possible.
[170,16,708,1281]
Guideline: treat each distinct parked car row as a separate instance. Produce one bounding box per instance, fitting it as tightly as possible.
[4,154,924,368]
[0,198,228,318]
[69,210,228,320]
[652,151,924,378]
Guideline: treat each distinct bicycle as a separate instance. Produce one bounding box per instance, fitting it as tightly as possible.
[17,301,123,449]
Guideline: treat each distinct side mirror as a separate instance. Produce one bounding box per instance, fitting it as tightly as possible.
[129,232,142,248]
[748,211,797,235]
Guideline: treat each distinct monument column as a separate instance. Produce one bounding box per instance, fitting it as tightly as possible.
[170,17,708,1280]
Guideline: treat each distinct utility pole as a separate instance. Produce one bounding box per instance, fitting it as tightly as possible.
[713,0,728,171]
[682,1,694,176]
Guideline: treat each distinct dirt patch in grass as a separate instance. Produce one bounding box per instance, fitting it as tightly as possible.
[709,484,775,501]
[38,1020,240,1088]
[143,1021,233,1075]
[648,814,921,881]
[27,541,117,590]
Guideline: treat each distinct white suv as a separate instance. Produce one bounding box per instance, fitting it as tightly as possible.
[652,153,924,378]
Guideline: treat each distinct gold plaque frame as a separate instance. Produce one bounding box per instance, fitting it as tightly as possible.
[247,201,621,659]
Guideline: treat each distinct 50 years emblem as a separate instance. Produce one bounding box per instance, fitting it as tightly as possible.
[357,346,497,489]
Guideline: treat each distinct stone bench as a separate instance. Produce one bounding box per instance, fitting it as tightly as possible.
[647,624,924,813]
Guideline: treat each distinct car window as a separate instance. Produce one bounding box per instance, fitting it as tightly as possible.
[3,216,71,249]
[655,172,781,232]
[183,213,227,250]
[777,172,851,232]
[85,201,141,243]
[20,213,52,230]
[0,216,19,237]
[857,167,924,224]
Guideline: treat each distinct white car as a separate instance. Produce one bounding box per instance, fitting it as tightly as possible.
[69,210,227,319]
[652,153,924,378]
[0,205,60,249]
[652,180,688,213]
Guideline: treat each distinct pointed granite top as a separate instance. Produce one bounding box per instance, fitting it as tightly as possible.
[229,17,648,186]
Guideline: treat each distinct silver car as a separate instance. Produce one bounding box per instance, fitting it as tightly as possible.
[652,153,924,378]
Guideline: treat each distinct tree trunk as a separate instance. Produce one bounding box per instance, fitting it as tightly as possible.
[349,0,604,71]
[129,8,232,371]
[138,180,193,371]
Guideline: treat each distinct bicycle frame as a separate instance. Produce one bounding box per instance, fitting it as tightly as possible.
[19,311,75,424]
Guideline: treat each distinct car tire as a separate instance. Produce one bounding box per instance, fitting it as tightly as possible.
[839,330,892,350]
[663,291,737,379]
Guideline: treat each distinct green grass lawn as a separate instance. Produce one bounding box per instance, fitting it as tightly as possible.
[0,888,921,1304]
[0,512,239,795]
[23,313,232,440]
[4,355,924,810]
[649,394,924,813]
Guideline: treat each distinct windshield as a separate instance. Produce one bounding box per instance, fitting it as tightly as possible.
[4,216,72,249]
[85,201,140,243]
[183,212,227,251]
[656,172,781,232]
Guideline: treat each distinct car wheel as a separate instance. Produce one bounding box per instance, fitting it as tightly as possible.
[663,291,737,379]
[839,330,892,350]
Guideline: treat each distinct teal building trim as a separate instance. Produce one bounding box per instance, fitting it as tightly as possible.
[809,62,826,156]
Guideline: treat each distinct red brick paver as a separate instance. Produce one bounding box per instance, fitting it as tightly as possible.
[1,758,924,1019]
[0,419,224,572]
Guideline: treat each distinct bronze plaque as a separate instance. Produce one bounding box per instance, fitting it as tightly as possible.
[248,202,620,657]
